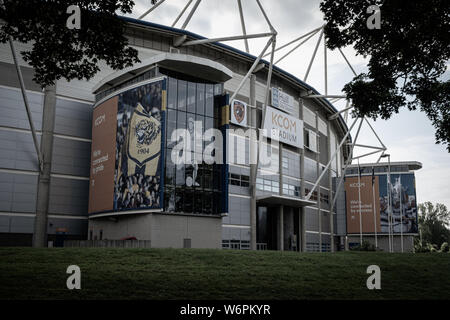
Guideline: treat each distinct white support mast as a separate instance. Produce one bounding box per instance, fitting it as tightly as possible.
[172,0,194,27]
[138,0,167,20]
[237,0,250,53]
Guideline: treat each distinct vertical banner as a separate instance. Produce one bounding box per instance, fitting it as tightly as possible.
[345,176,381,234]
[89,79,165,215]
[88,97,118,213]
[115,80,165,211]
[379,174,418,234]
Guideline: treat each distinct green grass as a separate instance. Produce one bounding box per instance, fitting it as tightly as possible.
[0,248,449,300]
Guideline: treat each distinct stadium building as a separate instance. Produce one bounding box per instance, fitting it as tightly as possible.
[0,17,418,251]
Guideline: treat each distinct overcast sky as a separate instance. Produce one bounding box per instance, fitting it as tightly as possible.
[128,0,450,209]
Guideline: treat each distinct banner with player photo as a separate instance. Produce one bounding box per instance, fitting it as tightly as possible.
[378,173,418,234]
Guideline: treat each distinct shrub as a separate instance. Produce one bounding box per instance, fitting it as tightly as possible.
[350,240,376,251]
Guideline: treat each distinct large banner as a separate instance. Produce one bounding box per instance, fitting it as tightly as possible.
[345,173,418,234]
[88,79,165,214]
[379,173,418,234]
[345,176,381,234]
[89,97,118,213]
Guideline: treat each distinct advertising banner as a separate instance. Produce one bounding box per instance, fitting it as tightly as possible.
[263,106,303,149]
[88,79,165,214]
[345,176,381,234]
[345,173,418,234]
[230,99,247,127]
[271,87,295,115]
[88,97,118,213]
[379,173,418,234]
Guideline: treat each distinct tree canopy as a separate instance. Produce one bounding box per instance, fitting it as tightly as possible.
[417,202,450,251]
[0,0,140,87]
[320,0,450,151]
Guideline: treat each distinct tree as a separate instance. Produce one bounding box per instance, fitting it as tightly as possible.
[320,0,450,151]
[0,0,140,87]
[0,0,140,247]
[417,202,450,250]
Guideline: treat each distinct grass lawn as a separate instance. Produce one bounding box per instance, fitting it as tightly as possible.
[0,247,449,300]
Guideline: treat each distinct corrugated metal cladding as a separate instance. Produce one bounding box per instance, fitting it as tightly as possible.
[0,20,348,249]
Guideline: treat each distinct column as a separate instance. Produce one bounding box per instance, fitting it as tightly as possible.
[278,205,284,251]
[249,74,257,250]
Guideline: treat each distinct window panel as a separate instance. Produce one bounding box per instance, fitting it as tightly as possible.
[187,82,196,114]
[303,106,316,128]
[205,84,214,117]
[167,78,178,109]
[196,83,206,115]
[164,77,223,215]
[177,80,187,111]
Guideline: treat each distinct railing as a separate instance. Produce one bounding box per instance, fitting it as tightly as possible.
[64,240,152,248]
[256,243,268,250]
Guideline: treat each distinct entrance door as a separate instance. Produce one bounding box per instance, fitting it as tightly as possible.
[257,206,278,250]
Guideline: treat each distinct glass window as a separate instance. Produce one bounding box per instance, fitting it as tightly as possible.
[164,77,224,215]
[303,106,316,128]
[203,192,213,214]
[205,116,214,131]
[205,84,214,118]
[203,166,212,189]
[184,189,193,213]
[196,83,206,115]
[195,114,205,151]
[214,83,223,96]
[175,188,183,212]
[166,109,177,147]
[304,157,317,182]
[187,82,196,114]
[177,110,186,129]
[177,80,187,111]
[165,187,175,212]
[282,156,289,169]
[165,149,175,186]
[241,175,249,187]
[194,192,202,213]
[272,181,279,193]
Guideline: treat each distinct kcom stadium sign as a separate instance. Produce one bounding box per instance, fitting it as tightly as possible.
[263,106,303,149]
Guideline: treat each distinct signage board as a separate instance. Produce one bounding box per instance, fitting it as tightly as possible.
[263,106,303,149]
[344,173,418,235]
[230,99,247,127]
[271,87,295,115]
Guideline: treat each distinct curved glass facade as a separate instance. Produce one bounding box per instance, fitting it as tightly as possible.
[163,72,225,216]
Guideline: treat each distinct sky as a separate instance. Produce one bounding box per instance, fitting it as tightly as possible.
[128,0,450,209]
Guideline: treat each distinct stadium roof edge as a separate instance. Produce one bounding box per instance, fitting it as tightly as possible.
[119,16,350,140]
[348,161,423,171]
